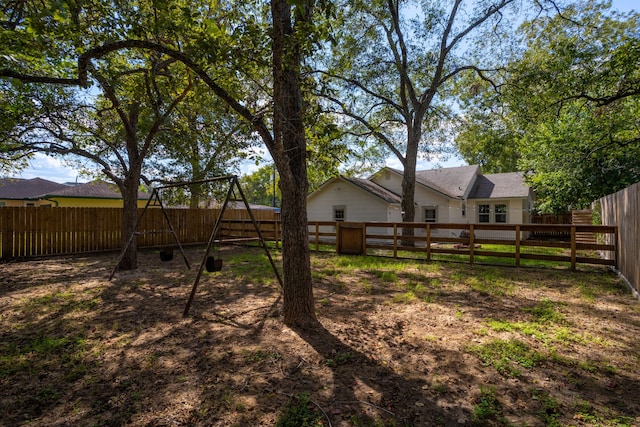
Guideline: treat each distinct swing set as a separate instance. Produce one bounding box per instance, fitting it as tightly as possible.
[109,175,283,317]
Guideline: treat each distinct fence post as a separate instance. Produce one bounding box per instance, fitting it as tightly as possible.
[362,222,367,255]
[393,223,398,258]
[426,224,431,261]
[571,225,577,271]
[614,226,619,270]
[515,225,521,268]
[469,224,475,266]
[1,208,11,258]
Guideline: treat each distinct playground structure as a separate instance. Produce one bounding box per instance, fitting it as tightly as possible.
[108,175,283,316]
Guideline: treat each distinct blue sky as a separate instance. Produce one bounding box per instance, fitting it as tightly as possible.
[13,0,638,183]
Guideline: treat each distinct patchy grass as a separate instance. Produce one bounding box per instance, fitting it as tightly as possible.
[0,247,639,426]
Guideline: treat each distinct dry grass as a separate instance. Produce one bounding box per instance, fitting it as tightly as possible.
[1,246,639,426]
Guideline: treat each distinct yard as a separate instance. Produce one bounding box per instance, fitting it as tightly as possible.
[1,246,639,426]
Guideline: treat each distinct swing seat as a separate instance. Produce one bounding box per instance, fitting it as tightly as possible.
[159,248,174,262]
[205,256,223,272]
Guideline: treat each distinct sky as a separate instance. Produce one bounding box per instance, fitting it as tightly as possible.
[12,0,637,184]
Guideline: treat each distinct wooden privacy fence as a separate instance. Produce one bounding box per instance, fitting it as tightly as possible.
[1,206,617,272]
[0,206,279,259]
[309,221,617,271]
[599,182,640,294]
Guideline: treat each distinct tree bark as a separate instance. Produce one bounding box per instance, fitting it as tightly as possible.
[271,0,317,328]
[118,171,141,270]
[400,124,420,246]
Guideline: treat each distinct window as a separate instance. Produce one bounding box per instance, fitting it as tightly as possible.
[495,204,507,223]
[477,203,508,223]
[0,201,5,207]
[423,207,437,223]
[478,204,490,223]
[333,206,346,222]
[461,202,466,217]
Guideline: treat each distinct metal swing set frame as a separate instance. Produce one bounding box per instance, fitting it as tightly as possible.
[109,175,283,317]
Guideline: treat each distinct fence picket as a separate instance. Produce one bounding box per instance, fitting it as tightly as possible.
[599,182,640,295]
[0,206,617,273]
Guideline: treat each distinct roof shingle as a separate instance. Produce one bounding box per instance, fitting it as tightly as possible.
[0,178,69,199]
[469,172,530,199]
[342,176,402,203]
[44,181,150,199]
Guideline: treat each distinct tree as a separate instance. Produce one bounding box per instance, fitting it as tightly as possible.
[270,0,317,326]
[453,72,521,174]
[241,165,281,207]
[152,81,256,208]
[319,0,537,242]
[3,52,195,269]
[0,0,322,327]
[456,1,640,212]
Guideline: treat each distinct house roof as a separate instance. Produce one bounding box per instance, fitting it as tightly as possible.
[309,166,531,206]
[308,176,402,204]
[385,165,480,199]
[415,165,480,198]
[43,181,150,199]
[226,201,280,211]
[0,177,69,199]
[342,176,402,203]
[468,172,530,199]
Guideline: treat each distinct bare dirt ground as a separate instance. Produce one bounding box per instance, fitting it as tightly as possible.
[1,246,639,426]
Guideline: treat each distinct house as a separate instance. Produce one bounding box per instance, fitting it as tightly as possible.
[42,181,150,207]
[0,177,70,207]
[307,165,535,239]
[0,178,150,207]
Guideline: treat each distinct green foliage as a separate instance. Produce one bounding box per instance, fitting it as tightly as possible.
[469,339,544,377]
[276,393,322,427]
[525,299,564,323]
[487,318,550,342]
[240,165,280,207]
[473,386,508,425]
[532,390,562,427]
[456,2,640,213]
[325,351,353,367]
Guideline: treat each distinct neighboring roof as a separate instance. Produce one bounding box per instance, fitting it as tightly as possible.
[308,176,402,204]
[384,165,480,199]
[469,172,530,199]
[226,201,280,211]
[0,177,69,199]
[43,181,150,200]
[342,176,402,204]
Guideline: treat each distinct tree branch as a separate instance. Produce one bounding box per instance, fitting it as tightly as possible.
[0,39,275,150]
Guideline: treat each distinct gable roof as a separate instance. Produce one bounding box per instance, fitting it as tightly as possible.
[342,176,402,203]
[415,165,480,198]
[0,177,69,199]
[468,172,530,199]
[383,165,480,199]
[43,181,150,200]
[308,176,402,204]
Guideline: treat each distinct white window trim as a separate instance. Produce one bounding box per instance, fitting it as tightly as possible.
[423,206,438,223]
[333,205,346,222]
[478,204,491,223]
[494,203,508,223]
[476,202,509,224]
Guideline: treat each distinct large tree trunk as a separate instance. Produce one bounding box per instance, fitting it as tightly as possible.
[271,0,317,328]
[400,132,420,246]
[118,173,141,270]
